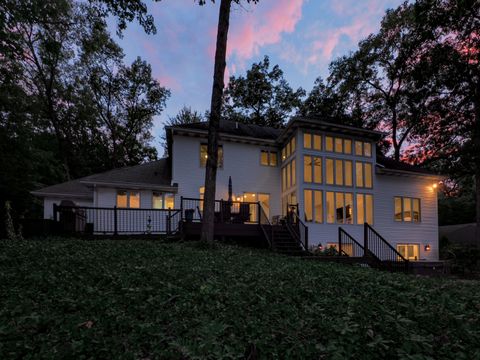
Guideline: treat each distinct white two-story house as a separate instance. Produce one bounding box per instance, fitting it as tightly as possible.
[33,117,442,261]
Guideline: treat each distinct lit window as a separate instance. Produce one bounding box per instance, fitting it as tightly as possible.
[326,136,334,152]
[397,244,419,261]
[269,152,277,166]
[394,197,421,222]
[304,133,312,149]
[282,167,286,191]
[366,194,373,224]
[364,142,372,157]
[364,163,372,188]
[281,147,286,162]
[304,189,313,222]
[116,191,128,208]
[326,158,334,185]
[286,141,291,158]
[356,162,364,187]
[129,192,140,208]
[200,144,223,168]
[260,150,277,167]
[152,192,163,209]
[291,137,296,153]
[355,141,363,156]
[286,162,291,189]
[292,159,296,186]
[313,157,322,183]
[260,150,269,166]
[314,191,323,223]
[345,193,353,224]
[335,138,343,153]
[336,192,344,224]
[356,193,373,225]
[345,161,353,186]
[199,187,205,210]
[344,139,352,154]
[164,194,175,209]
[356,193,364,224]
[326,191,335,224]
[304,156,312,183]
[335,159,343,186]
[313,134,321,150]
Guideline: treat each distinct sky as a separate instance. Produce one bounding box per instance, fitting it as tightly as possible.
[110,0,405,151]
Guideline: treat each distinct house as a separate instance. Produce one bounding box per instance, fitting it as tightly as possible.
[33,117,442,261]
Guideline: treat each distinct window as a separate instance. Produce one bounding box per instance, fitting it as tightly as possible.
[292,159,296,186]
[200,144,223,167]
[258,193,270,219]
[116,190,140,208]
[260,150,277,166]
[356,162,373,188]
[199,187,205,210]
[326,158,352,187]
[326,191,354,224]
[153,192,175,209]
[354,140,372,157]
[335,138,343,153]
[326,136,334,152]
[304,133,312,149]
[313,134,321,150]
[282,159,296,191]
[356,193,373,224]
[282,136,296,161]
[394,197,421,222]
[344,139,352,154]
[304,189,323,223]
[304,156,321,183]
[282,166,286,191]
[397,244,420,261]
[326,135,351,154]
[286,162,291,189]
[304,132,321,150]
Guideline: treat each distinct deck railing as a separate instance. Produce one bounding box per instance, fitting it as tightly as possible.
[259,204,273,248]
[338,227,364,257]
[364,223,410,273]
[285,209,309,251]
[53,205,181,235]
[180,197,260,224]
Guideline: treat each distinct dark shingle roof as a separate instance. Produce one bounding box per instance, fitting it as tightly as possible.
[33,159,173,198]
[80,158,172,187]
[31,179,92,198]
[170,119,282,140]
[376,155,439,176]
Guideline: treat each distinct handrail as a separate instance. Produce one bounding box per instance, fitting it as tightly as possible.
[285,210,309,251]
[258,203,273,249]
[364,223,409,273]
[338,227,364,257]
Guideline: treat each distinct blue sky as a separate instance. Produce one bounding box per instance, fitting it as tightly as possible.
[110,0,405,151]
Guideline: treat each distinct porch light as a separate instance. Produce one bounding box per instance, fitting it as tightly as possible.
[432,183,437,189]
[317,243,323,250]
[424,244,431,251]
[236,197,241,201]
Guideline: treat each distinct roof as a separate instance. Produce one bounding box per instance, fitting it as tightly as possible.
[376,155,440,177]
[33,158,175,198]
[31,179,92,199]
[80,158,174,190]
[167,119,282,141]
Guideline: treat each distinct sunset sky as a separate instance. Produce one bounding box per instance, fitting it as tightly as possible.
[110,0,405,150]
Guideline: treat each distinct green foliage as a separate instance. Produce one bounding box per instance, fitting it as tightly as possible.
[223,55,306,128]
[1,240,479,359]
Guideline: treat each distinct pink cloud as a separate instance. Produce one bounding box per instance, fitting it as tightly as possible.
[226,0,305,64]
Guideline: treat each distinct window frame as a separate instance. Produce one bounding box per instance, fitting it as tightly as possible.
[116,190,140,209]
[356,193,374,225]
[304,189,323,223]
[303,155,322,184]
[200,143,223,168]
[393,196,421,223]
[396,243,420,261]
[260,150,278,167]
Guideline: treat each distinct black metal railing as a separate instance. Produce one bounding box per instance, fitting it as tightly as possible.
[180,197,260,224]
[285,209,309,251]
[364,223,410,273]
[259,204,273,248]
[338,227,364,257]
[53,205,181,235]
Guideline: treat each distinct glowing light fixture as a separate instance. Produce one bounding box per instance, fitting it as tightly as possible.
[432,183,438,189]
[424,244,431,251]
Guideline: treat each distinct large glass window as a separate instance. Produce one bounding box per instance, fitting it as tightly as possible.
[326,191,335,224]
[326,158,334,185]
[304,189,323,223]
[292,159,296,186]
[356,193,373,224]
[326,136,334,152]
[397,244,420,261]
[313,157,322,183]
[304,133,312,149]
[164,194,175,209]
[394,197,421,222]
[200,144,223,168]
[116,190,140,208]
[326,191,354,224]
[354,140,372,157]
[344,139,352,154]
[304,156,321,184]
[313,134,321,150]
[356,162,364,187]
[326,159,353,187]
[356,162,373,188]
[335,159,343,186]
[345,161,353,186]
[304,156,312,183]
[335,192,345,224]
[282,136,296,162]
[116,191,128,208]
[153,192,175,209]
[152,192,163,209]
[282,159,296,191]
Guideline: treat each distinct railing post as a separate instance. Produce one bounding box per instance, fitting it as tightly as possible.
[114,206,118,236]
[167,209,171,235]
[180,196,184,220]
[364,223,368,256]
[338,227,342,256]
[257,202,261,224]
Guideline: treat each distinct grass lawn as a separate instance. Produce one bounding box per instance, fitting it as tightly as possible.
[1,239,480,359]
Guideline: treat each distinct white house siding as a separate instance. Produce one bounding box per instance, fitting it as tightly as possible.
[171,134,282,220]
[290,128,439,261]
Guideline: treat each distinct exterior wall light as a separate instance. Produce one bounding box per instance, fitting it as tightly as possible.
[432,183,438,189]
[424,244,431,251]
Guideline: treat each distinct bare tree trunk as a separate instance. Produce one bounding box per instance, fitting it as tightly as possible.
[201,0,232,242]
[474,80,480,248]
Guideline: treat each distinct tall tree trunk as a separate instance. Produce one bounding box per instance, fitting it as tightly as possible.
[201,0,231,242]
[474,80,480,248]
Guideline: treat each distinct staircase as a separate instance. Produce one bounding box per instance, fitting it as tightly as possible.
[271,225,306,256]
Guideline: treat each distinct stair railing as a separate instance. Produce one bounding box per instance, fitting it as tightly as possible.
[285,209,309,251]
[364,223,410,273]
[258,203,273,249]
[338,227,364,257]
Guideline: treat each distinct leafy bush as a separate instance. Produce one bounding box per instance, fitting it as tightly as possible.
[1,240,479,359]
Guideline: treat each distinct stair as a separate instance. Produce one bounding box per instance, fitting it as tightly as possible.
[271,225,306,256]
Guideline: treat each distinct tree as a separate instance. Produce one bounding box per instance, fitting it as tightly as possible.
[327,4,431,161]
[162,106,204,155]
[199,0,258,243]
[223,55,305,128]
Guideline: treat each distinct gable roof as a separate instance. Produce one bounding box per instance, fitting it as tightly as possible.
[80,158,175,190]
[33,158,175,198]
[167,119,282,141]
[31,179,92,199]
